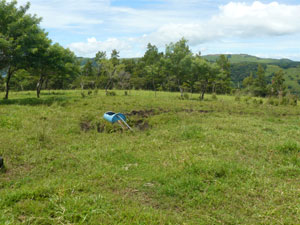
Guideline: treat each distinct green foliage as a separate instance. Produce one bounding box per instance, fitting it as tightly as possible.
[271,70,286,96]
[277,141,300,154]
[211,93,217,100]
[253,64,267,97]
[106,91,117,96]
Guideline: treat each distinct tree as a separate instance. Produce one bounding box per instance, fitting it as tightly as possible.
[216,55,231,93]
[110,49,120,67]
[31,43,79,97]
[192,57,219,100]
[101,50,125,95]
[271,70,286,96]
[164,38,193,97]
[242,72,254,88]
[0,0,48,99]
[143,43,163,95]
[95,51,106,77]
[253,64,267,97]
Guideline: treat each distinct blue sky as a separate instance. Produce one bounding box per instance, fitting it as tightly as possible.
[17,0,300,60]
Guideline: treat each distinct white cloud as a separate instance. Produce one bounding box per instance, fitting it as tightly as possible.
[146,1,300,47]
[213,1,300,36]
[68,37,132,57]
[16,0,299,59]
[17,0,108,29]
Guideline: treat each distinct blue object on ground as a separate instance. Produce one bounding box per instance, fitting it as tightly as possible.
[103,111,127,124]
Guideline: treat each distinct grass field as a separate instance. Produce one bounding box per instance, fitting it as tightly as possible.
[1,90,300,224]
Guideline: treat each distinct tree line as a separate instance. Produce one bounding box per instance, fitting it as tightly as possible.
[76,41,232,100]
[0,0,290,100]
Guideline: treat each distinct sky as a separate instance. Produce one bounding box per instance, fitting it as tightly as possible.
[16,0,300,60]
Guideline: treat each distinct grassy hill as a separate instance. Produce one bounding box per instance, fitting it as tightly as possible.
[1,90,300,224]
[203,54,300,94]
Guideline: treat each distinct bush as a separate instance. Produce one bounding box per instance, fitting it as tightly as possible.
[277,141,300,154]
[279,96,289,105]
[235,95,241,102]
[267,98,274,105]
[243,96,251,104]
[179,93,189,100]
[287,94,298,106]
[107,91,117,96]
[211,93,217,100]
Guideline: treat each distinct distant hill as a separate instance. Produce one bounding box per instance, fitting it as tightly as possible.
[203,54,300,94]
[203,54,300,68]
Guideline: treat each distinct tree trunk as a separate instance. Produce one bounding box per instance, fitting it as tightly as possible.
[105,74,114,95]
[45,78,49,90]
[201,90,205,100]
[200,82,207,100]
[179,87,183,98]
[4,67,13,100]
[36,75,44,98]
[152,78,156,97]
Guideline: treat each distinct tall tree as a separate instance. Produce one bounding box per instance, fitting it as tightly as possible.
[271,70,286,96]
[0,0,48,99]
[192,57,219,100]
[253,64,267,97]
[164,38,193,97]
[216,55,231,93]
[143,43,163,95]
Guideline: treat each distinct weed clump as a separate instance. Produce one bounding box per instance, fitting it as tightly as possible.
[211,93,217,100]
[235,95,241,102]
[79,114,97,132]
[106,91,117,96]
[179,93,189,100]
[277,141,300,154]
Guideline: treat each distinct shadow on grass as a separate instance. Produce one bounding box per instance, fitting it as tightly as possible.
[0,96,70,106]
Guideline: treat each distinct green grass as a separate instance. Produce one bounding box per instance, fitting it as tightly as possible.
[1,90,300,224]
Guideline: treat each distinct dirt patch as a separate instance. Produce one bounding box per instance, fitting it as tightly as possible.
[182,109,212,114]
[80,108,212,133]
[126,108,211,118]
[129,119,151,131]
[80,120,94,132]
[126,109,157,118]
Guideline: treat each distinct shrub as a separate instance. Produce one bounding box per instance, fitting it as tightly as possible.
[107,91,117,96]
[267,98,274,105]
[235,95,240,102]
[287,94,298,106]
[180,93,189,100]
[277,141,300,154]
[211,93,217,100]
